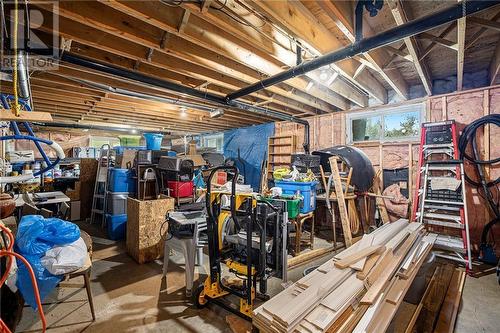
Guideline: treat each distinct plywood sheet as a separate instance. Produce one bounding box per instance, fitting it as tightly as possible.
[126,195,174,264]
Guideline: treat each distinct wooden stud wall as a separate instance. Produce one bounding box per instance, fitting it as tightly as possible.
[275,85,500,253]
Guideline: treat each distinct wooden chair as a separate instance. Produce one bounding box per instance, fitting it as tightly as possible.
[58,202,70,220]
[290,212,315,256]
[21,203,40,216]
[62,230,95,321]
[40,208,53,218]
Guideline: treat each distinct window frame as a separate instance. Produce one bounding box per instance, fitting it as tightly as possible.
[346,103,424,144]
[200,133,224,153]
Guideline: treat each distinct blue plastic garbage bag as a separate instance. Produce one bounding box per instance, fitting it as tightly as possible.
[14,215,80,309]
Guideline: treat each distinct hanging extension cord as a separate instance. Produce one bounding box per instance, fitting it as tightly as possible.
[458,114,500,264]
[0,223,47,332]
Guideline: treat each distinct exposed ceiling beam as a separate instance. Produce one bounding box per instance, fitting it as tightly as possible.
[384,46,413,62]
[316,0,409,100]
[183,0,369,107]
[418,32,458,50]
[419,23,457,61]
[201,0,212,13]
[95,0,348,110]
[178,8,191,34]
[468,16,500,32]
[245,0,388,104]
[32,2,328,115]
[466,10,500,49]
[457,0,467,91]
[490,37,500,85]
[387,0,432,95]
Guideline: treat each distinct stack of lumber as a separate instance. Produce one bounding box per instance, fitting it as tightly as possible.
[253,219,439,333]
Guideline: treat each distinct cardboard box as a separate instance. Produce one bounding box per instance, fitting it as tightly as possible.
[6,150,34,163]
[70,201,81,221]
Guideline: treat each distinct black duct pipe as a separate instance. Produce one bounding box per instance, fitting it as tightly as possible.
[226,0,498,101]
[58,52,311,153]
[32,121,172,135]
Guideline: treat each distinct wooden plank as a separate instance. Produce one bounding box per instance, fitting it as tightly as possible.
[356,253,381,280]
[247,0,388,104]
[334,245,384,269]
[318,0,409,100]
[49,1,339,113]
[387,0,432,95]
[349,232,375,271]
[0,110,53,122]
[363,240,432,333]
[468,16,500,32]
[201,0,212,13]
[419,33,458,50]
[361,228,421,304]
[373,170,390,225]
[457,1,466,91]
[181,0,368,106]
[287,246,335,269]
[415,264,455,332]
[434,268,466,333]
[489,39,500,85]
[178,9,191,34]
[329,156,352,247]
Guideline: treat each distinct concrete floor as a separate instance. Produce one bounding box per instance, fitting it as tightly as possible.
[15,222,500,333]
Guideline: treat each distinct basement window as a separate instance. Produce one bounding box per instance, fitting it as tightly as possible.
[347,104,423,143]
[90,137,120,148]
[201,133,224,153]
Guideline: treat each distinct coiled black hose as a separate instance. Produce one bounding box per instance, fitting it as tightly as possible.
[458,114,500,246]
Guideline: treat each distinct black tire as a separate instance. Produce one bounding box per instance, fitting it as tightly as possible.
[193,284,208,309]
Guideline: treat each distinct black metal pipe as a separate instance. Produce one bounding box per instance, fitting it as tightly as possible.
[296,43,302,65]
[32,121,172,135]
[226,0,498,101]
[355,1,364,42]
[59,52,311,152]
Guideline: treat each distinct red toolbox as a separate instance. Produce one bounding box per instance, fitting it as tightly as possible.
[167,180,194,198]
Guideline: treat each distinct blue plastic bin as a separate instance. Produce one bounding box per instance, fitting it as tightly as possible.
[144,133,163,150]
[274,181,318,214]
[109,168,131,192]
[106,214,127,240]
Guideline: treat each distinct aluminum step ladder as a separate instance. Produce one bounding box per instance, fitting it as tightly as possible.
[90,144,114,227]
[413,121,472,271]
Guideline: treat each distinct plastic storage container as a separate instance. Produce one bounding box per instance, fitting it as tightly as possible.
[263,196,301,219]
[106,192,128,215]
[114,146,146,155]
[143,133,163,150]
[109,168,131,192]
[106,214,127,241]
[167,180,194,198]
[274,181,318,214]
[118,135,141,147]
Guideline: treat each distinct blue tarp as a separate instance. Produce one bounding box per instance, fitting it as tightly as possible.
[15,215,80,309]
[223,123,275,191]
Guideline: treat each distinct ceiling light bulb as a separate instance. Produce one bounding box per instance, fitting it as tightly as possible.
[319,70,329,81]
[180,107,188,117]
[130,129,137,134]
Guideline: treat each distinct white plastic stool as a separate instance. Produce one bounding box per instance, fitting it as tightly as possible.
[163,236,197,296]
[163,214,207,297]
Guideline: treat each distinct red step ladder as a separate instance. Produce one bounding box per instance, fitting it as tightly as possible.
[412,120,472,271]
